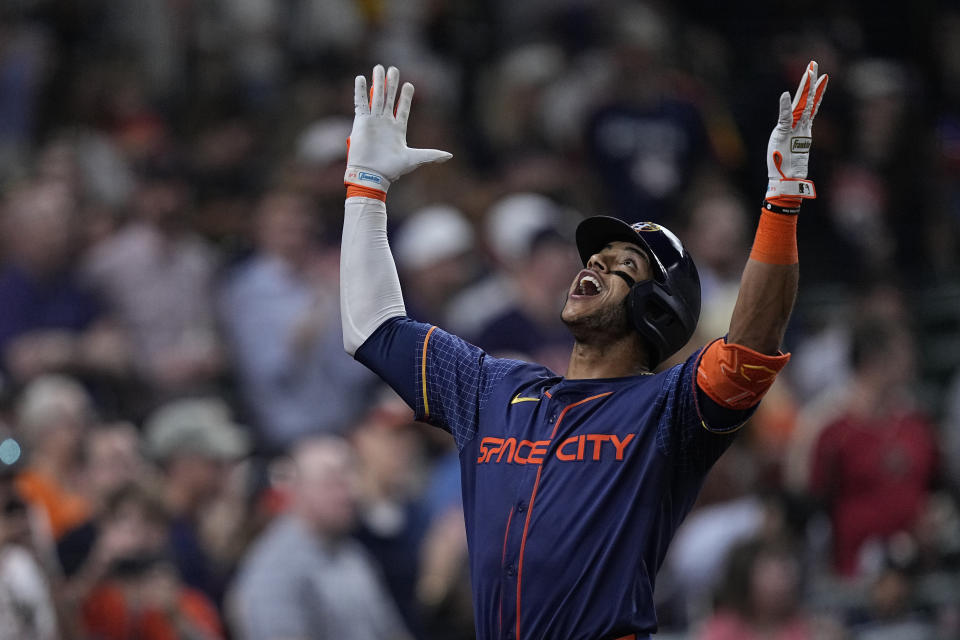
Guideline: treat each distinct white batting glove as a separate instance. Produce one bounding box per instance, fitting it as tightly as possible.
[345,65,452,199]
[765,61,828,207]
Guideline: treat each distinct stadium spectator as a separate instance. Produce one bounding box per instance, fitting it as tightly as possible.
[14,374,94,541]
[0,466,59,640]
[350,391,431,636]
[65,483,167,620]
[57,421,152,578]
[805,320,938,577]
[145,397,250,607]
[660,441,767,626]
[466,193,580,373]
[83,159,224,397]
[230,436,411,640]
[219,188,374,451]
[682,184,751,344]
[696,538,841,640]
[393,204,478,328]
[414,430,474,638]
[584,4,713,223]
[0,179,128,384]
[78,485,224,640]
[847,564,937,640]
[0,19,50,183]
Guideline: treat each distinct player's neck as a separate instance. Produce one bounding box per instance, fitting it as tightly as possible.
[564,334,651,379]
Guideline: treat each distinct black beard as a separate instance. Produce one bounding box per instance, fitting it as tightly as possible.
[563,297,632,344]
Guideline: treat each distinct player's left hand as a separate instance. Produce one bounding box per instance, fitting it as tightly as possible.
[765,61,828,206]
[345,65,452,197]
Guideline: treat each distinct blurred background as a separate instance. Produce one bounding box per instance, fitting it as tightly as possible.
[0,0,959,638]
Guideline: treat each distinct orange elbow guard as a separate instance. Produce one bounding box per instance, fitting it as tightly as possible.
[696,338,791,410]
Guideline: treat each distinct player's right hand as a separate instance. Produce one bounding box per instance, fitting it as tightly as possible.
[765,60,828,208]
[344,65,452,199]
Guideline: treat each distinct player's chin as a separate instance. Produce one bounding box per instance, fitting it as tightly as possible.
[562,292,604,321]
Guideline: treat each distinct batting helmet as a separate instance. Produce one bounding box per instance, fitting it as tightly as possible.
[575,216,701,366]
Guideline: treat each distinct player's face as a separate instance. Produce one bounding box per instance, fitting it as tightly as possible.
[561,241,652,338]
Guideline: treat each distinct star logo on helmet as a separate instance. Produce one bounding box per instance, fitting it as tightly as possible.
[631,222,662,233]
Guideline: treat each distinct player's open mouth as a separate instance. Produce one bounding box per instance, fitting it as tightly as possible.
[572,270,603,297]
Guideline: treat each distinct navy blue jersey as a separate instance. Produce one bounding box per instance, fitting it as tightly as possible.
[356,317,752,640]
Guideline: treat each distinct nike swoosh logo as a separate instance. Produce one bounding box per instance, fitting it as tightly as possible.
[510,394,541,405]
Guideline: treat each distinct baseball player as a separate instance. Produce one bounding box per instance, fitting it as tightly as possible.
[340,62,827,640]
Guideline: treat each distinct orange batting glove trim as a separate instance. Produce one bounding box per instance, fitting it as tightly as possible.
[749,209,798,265]
[345,184,387,200]
[696,338,791,411]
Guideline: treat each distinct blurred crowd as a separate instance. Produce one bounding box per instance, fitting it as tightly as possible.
[1,0,959,639]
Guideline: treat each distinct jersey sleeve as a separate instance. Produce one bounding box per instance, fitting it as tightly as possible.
[655,346,758,473]
[354,316,524,450]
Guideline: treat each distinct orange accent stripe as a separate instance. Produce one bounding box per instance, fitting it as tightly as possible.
[544,390,552,398]
[515,391,613,640]
[498,506,514,635]
[421,326,437,418]
[345,184,386,200]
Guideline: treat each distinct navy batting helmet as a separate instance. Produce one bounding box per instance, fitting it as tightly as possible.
[575,216,701,366]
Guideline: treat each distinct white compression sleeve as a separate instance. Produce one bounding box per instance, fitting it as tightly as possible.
[340,196,406,356]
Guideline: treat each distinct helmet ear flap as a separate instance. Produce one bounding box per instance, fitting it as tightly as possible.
[626,280,697,367]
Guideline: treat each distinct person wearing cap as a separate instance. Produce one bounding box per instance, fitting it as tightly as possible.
[467,193,582,373]
[339,64,826,639]
[14,374,95,541]
[392,204,478,327]
[145,397,249,608]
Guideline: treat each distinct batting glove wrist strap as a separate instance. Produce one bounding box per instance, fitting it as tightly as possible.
[345,166,390,199]
[765,61,828,204]
[762,200,801,215]
[344,64,451,199]
[765,178,816,200]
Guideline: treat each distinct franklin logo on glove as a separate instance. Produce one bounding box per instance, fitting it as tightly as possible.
[790,137,812,152]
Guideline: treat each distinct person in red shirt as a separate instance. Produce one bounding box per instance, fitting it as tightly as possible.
[808,319,938,576]
[83,554,223,640]
[79,486,224,640]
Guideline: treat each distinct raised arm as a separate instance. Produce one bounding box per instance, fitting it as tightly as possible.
[695,62,827,416]
[340,65,451,355]
[728,61,828,354]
